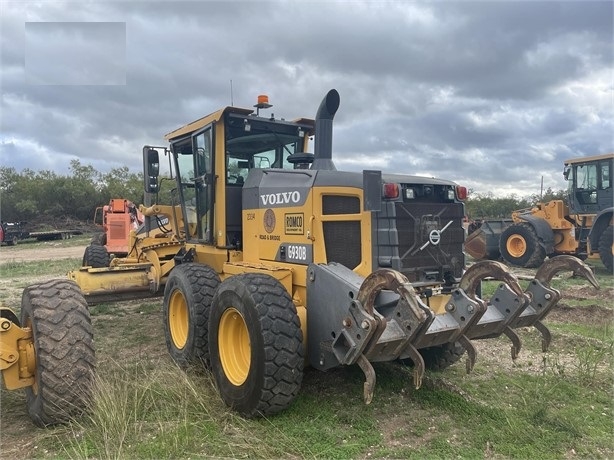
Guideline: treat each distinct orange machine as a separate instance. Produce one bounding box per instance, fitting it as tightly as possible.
[93,199,143,255]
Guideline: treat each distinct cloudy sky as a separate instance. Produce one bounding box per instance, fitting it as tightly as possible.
[1,0,612,198]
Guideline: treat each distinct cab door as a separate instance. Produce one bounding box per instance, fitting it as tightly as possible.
[191,128,214,242]
[173,126,215,243]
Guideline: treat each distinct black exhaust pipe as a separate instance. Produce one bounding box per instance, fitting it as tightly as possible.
[311,89,340,171]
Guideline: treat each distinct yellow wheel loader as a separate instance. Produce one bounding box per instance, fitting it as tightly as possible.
[1,280,95,426]
[466,153,614,270]
[68,90,598,417]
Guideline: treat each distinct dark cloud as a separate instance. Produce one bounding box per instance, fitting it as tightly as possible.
[1,0,612,198]
[25,22,126,85]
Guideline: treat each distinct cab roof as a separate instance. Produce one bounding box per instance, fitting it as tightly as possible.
[164,106,250,142]
[564,153,614,165]
[164,105,315,142]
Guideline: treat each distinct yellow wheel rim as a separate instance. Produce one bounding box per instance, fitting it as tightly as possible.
[507,234,527,258]
[218,307,251,386]
[24,317,39,395]
[168,290,189,350]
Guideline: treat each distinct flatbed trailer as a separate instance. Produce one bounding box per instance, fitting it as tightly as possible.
[28,229,83,241]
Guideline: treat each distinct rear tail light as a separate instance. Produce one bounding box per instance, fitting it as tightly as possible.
[383,183,399,199]
[456,185,467,201]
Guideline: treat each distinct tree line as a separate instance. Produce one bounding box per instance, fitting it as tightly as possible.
[0,160,144,225]
[465,187,566,220]
[0,160,565,225]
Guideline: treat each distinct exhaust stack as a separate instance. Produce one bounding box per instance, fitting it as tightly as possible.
[311,89,340,171]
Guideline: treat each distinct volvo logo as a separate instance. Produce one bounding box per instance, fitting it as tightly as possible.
[413,220,454,254]
[260,191,301,206]
[429,229,442,246]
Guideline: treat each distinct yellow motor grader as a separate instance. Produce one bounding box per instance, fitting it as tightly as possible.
[68,90,597,417]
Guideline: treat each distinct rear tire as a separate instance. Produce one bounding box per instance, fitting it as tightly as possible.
[209,273,304,417]
[82,244,110,268]
[598,226,614,273]
[420,342,466,370]
[21,279,95,426]
[499,223,545,268]
[90,232,107,246]
[399,342,465,371]
[162,263,221,368]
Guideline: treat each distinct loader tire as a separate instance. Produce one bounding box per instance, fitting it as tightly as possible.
[598,226,614,273]
[499,223,545,268]
[163,263,221,369]
[82,244,110,268]
[21,279,96,427]
[209,273,304,417]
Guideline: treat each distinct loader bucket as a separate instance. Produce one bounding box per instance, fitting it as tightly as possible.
[465,219,512,260]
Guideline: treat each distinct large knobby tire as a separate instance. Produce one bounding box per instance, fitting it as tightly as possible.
[499,222,545,268]
[20,279,96,427]
[420,342,466,370]
[209,273,304,417]
[90,232,107,246]
[399,342,465,371]
[162,263,221,368]
[82,244,110,268]
[598,226,614,273]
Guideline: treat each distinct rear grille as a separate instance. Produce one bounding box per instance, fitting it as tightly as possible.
[323,195,360,215]
[375,202,465,283]
[321,195,362,269]
[323,221,361,269]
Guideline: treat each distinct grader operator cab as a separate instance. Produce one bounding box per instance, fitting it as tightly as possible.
[69,89,598,417]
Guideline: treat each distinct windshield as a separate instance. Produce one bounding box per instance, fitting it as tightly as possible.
[224,113,308,184]
[575,163,598,190]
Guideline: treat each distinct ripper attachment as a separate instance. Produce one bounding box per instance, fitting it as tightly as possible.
[306,256,598,404]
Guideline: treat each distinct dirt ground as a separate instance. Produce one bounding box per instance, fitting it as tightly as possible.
[0,244,87,265]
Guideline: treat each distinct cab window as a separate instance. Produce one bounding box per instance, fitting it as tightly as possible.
[600,162,611,190]
[575,163,597,190]
[224,114,307,185]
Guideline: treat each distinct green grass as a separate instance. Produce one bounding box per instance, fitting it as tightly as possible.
[393,372,612,459]
[550,321,612,342]
[1,259,612,459]
[13,234,92,248]
[16,343,610,459]
[38,362,383,459]
[0,258,81,277]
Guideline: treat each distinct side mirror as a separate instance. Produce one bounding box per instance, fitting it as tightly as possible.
[563,165,570,180]
[143,147,160,193]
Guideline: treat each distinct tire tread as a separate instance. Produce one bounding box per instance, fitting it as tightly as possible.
[21,279,95,426]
